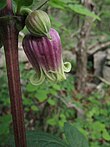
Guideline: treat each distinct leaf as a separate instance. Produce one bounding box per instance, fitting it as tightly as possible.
[7,131,68,147]
[23,98,33,106]
[47,98,57,106]
[52,84,61,90]
[49,0,66,10]
[47,117,57,126]
[0,0,6,9]
[0,115,12,135]
[102,129,110,141]
[26,83,38,92]
[64,123,89,147]
[35,90,48,102]
[27,131,68,147]
[68,4,100,21]
[13,0,33,8]
[31,105,39,111]
[31,0,49,10]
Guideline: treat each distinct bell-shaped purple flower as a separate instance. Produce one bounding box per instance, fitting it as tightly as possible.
[22,28,71,85]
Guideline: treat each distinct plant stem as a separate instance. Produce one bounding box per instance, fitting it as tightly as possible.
[20,7,32,15]
[36,0,49,10]
[1,18,27,147]
[2,17,26,147]
[0,0,27,146]
[6,0,13,14]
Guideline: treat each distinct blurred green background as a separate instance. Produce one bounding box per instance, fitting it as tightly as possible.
[1,0,110,146]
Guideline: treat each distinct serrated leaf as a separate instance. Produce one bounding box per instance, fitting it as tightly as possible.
[0,0,6,9]
[27,131,69,147]
[64,123,89,147]
[68,4,100,21]
[7,131,68,147]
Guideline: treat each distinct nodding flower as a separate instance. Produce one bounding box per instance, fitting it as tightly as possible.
[22,28,71,85]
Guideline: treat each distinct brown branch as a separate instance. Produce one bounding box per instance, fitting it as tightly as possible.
[97,76,110,86]
[76,0,95,92]
[56,96,84,118]
[87,41,110,55]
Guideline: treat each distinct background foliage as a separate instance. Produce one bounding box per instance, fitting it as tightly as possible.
[0,0,110,146]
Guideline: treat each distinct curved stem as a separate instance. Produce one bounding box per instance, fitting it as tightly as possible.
[20,7,32,15]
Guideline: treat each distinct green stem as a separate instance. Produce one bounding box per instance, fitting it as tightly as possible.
[36,0,49,10]
[20,7,32,15]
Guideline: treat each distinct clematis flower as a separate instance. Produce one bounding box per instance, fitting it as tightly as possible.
[22,28,71,85]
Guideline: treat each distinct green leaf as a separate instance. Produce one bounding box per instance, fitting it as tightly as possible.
[58,114,66,127]
[31,0,49,10]
[35,90,48,102]
[23,98,33,106]
[15,0,33,6]
[27,131,68,147]
[47,98,57,106]
[102,129,110,141]
[31,105,39,111]
[49,0,66,10]
[13,0,33,9]
[7,131,68,147]
[47,117,57,126]
[64,123,89,147]
[68,4,100,21]
[26,83,37,92]
[52,84,61,90]
[0,0,6,9]
[0,115,12,135]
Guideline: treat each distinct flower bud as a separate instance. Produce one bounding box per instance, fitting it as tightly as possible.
[25,10,51,38]
[22,28,71,85]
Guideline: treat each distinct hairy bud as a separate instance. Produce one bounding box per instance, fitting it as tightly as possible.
[25,10,51,38]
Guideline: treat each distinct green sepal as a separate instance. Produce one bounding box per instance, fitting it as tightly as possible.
[30,61,71,85]
[30,67,45,86]
[25,10,51,38]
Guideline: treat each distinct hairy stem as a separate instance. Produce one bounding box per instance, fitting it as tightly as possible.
[1,18,27,147]
[6,0,13,14]
[0,0,27,146]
